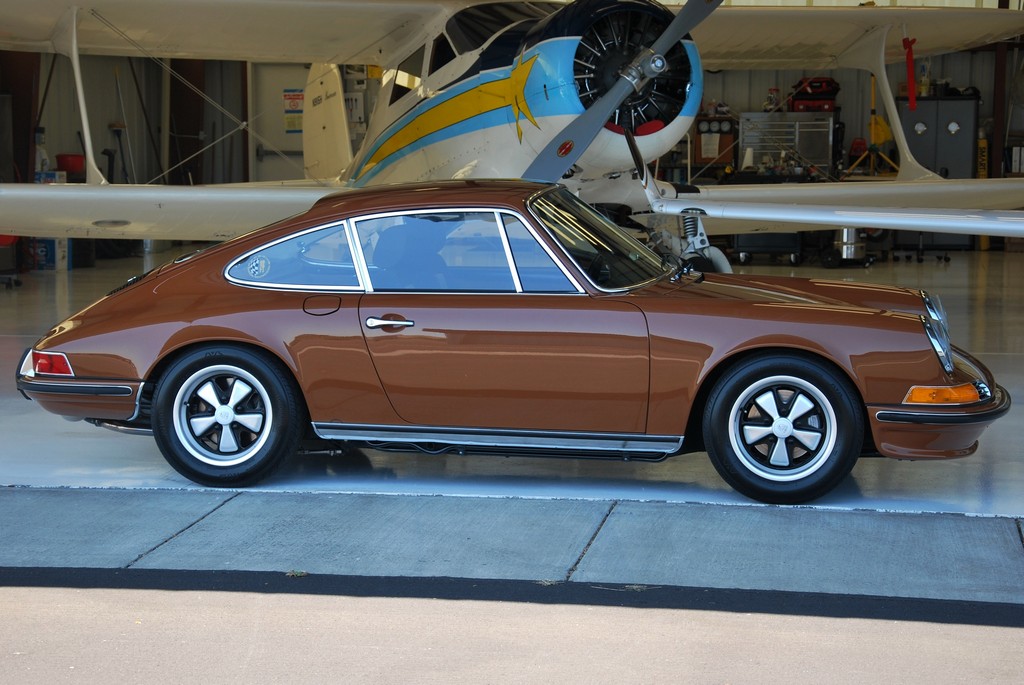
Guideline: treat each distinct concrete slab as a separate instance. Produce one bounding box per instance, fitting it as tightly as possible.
[133,492,612,580]
[0,488,234,568]
[4,488,1022,606]
[575,502,1024,604]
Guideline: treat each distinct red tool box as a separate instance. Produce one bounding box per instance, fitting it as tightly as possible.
[790,77,840,112]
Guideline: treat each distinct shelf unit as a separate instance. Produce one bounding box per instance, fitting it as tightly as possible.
[738,112,833,172]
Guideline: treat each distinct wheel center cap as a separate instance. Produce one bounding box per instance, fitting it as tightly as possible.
[772,418,794,439]
[214,406,235,425]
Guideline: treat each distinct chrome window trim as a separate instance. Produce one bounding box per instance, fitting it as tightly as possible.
[495,210,523,292]
[347,217,373,291]
[351,206,584,295]
[224,219,365,292]
[499,210,584,294]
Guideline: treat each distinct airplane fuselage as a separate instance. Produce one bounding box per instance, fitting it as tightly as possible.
[343,0,703,186]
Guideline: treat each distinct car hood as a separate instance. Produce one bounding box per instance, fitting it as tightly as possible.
[640,272,928,316]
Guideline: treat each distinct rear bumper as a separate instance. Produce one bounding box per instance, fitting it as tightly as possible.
[16,348,142,421]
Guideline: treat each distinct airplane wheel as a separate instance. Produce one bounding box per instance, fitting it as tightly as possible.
[738,252,752,265]
[821,249,841,269]
[682,254,715,273]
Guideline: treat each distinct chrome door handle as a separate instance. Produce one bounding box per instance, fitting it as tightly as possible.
[365,316,415,329]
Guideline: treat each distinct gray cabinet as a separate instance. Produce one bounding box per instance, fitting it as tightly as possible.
[895,96,977,251]
[897,96,978,179]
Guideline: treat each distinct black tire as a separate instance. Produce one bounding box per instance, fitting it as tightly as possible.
[821,248,842,269]
[702,355,863,504]
[152,345,305,486]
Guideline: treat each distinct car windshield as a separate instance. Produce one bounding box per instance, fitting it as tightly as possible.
[529,187,670,290]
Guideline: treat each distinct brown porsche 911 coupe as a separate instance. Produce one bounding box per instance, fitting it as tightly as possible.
[17,180,1010,503]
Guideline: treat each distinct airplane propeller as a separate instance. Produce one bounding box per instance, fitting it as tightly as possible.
[523,0,724,182]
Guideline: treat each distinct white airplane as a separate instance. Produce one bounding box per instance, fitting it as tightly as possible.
[3,0,1024,272]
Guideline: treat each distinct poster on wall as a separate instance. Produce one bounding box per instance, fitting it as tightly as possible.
[283,89,304,134]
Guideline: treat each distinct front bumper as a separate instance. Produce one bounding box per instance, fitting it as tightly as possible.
[867,348,1011,460]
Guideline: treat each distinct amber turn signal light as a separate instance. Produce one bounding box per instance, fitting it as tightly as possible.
[904,383,981,405]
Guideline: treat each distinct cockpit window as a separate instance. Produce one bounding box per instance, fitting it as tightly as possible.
[429,34,457,74]
[388,45,425,104]
[445,2,561,54]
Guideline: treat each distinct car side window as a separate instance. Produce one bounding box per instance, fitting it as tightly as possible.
[226,222,359,289]
[356,212,516,292]
[501,214,576,293]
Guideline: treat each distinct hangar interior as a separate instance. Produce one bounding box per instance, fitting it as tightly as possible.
[1,0,1023,513]
[3,6,1024,677]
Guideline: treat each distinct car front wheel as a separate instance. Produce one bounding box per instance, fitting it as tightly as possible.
[702,355,863,504]
[152,346,305,486]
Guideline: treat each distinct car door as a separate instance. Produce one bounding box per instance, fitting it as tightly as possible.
[354,209,651,433]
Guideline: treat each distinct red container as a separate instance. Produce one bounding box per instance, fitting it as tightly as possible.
[55,154,85,174]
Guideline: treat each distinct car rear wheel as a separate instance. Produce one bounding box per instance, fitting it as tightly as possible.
[152,346,305,486]
[702,355,862,504]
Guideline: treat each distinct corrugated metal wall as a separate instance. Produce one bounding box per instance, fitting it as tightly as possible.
[702,50,999,166]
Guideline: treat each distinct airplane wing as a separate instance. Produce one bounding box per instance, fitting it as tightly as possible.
[691,5,1024,71]
[677,177,1024,236]
[0,183,336,241]
[5,2,1022,67]
[0,0,481,65]
[630,178,1024,239]
[4,1,1024,244]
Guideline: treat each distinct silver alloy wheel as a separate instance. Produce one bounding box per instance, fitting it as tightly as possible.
[726,374,838,482]
[172,364,273,467]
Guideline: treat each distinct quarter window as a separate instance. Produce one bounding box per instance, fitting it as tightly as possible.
[226,222,359,289]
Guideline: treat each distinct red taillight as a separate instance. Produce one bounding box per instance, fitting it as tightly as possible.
[33,351,74,376]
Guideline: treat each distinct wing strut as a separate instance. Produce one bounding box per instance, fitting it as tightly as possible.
[835,24,935,182]
[50,7,107,185]
[624,128,731,273]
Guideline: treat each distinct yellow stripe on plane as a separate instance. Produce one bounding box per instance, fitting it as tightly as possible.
[359,54,539,179]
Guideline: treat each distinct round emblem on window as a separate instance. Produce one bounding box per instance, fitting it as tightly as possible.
[247,254,271,279]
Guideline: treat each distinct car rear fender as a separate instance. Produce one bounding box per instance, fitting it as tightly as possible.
[145,339,304,413]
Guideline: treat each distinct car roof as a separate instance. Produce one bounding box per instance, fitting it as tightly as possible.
[306,179,553,221]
